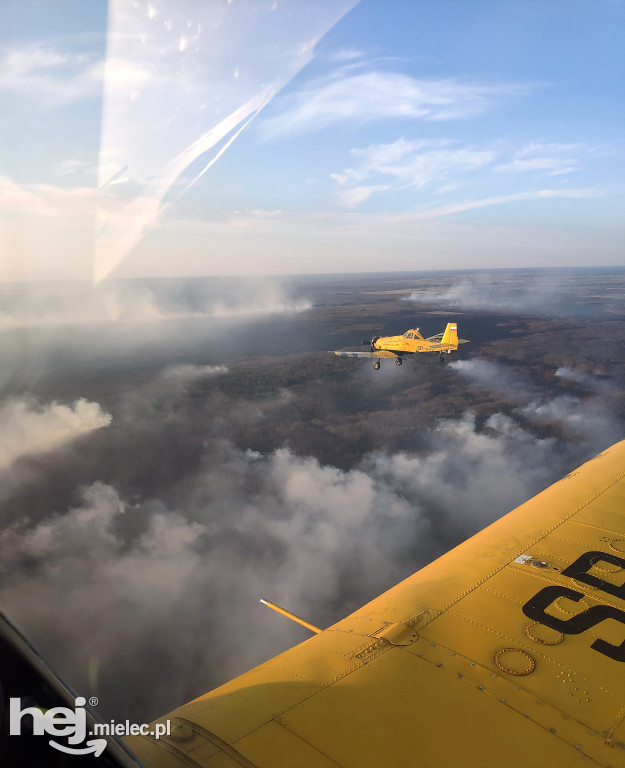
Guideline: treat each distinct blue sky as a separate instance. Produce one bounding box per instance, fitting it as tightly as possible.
[0,0,623,281]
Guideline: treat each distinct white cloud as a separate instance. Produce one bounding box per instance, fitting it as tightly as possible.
[326,136,602,211]
[327,48,367,63]
[263,72,521,136]
[495,142,585,176]
[337,184,389,208]
[0,175,96,218]
[0,44,102,105]
[348,139,495,186]
[330,138,496,206]
[394,188,602,221]
[325,132,605,211]
[0,398,112,469]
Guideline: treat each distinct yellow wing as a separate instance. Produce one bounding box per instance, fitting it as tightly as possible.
[127,441,625,768]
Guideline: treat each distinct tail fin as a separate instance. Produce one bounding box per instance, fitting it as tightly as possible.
[440,322,458,349]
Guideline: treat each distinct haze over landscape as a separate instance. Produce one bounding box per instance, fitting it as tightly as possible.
[1,269,623,721]
[0,0,624,729]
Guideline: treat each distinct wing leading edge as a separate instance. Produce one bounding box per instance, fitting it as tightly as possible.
[127,441,625,768]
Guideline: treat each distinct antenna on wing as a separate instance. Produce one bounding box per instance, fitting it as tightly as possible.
[260,599,322,634]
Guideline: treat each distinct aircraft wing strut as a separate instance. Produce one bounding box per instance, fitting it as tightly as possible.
[332,350,403,359]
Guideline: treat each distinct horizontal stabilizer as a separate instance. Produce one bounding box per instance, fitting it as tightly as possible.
[427,323,468,348]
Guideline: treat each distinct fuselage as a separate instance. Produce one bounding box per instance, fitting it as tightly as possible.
[374,329,436,354]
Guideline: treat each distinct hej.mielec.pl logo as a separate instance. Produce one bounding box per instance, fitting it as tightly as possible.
[9,696,107,756]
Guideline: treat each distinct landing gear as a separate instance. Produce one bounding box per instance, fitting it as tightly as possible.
[438,352,445,363]
[373,361,380,370]
[395,357,403,366]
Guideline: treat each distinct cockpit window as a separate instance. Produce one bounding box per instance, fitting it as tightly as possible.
[407,333,414,339]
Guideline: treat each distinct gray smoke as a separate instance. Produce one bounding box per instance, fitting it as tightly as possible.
[0,397,111,469]
[0,279,310,330]
[1,359,621,722]
[403,271,625,317]
[450,358,539,402]
[0,277,622,725]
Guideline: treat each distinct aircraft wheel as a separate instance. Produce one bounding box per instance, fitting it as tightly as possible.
[373,361,380,370]
[395,357,402,366]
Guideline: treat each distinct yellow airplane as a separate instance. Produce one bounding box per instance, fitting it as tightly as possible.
[125,439,625,768]
[332,321,468,369]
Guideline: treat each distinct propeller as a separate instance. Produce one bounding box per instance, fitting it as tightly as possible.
[361,329,379,351]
